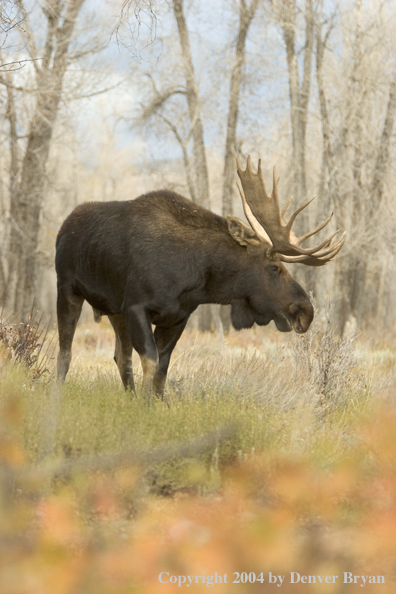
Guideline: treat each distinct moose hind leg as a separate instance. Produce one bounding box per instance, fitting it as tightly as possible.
[108,314,135,392]
[57,288,84,381]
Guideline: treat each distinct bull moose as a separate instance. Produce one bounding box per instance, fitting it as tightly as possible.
[56,157,345,402]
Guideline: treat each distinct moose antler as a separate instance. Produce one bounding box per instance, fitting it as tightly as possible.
[236,156,345,266]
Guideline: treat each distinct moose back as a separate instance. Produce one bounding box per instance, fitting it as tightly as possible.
[55,158,344,402]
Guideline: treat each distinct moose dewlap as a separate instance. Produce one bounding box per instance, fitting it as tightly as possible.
[55,157,345,403]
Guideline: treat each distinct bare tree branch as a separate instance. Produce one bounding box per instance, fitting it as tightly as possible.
[115,0,158,57]
[138,85,186,122]
[7,425,237,489]
[15,0,40,73]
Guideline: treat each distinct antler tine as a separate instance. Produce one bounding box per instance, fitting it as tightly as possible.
[286,195,316,231]
[312,233,345,264]
[280,232,346,266]
[235,154,276,243]
[256,157,271,199]
[257,158,268,195]
[281,195,294,220]
[289,230,340,257]
[235,156,345,264]
[271,166,281,209]
[308,233,343,257]
[296,212,334,246]
[280,231,346,266]
[283,194,339,257]
[313,231,346,257]
[236,178,272,244]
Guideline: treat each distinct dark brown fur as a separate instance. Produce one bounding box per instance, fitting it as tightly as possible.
[56,190,313,401]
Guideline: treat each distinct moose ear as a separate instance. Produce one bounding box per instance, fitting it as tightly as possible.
[227,216,261,247]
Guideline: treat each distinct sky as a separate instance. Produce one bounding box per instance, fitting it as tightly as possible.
[0,0,352,184]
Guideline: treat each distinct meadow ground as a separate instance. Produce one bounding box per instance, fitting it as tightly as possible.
[1,310,396,592]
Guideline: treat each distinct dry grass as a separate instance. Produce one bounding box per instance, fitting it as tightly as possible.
[1,310,379,483]
[1,311,396,592]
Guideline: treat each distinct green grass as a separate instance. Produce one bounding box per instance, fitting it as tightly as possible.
[0,313,379,496]
[1,319,396,594]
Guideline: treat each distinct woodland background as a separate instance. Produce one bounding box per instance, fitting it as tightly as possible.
[0,0,395,335]
[2,2,396,593]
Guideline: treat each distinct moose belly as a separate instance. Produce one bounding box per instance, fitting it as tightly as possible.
[74,278,122,316]
[148,303,195,327]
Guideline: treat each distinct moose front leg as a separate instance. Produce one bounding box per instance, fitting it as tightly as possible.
[153,318,189,399]
[125,305,158,404]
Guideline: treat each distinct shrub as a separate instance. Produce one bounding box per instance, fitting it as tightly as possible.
[0,306,55,379]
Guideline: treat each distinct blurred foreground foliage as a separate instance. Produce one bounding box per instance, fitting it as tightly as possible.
[1,311,395,592]
[0,357,396,592]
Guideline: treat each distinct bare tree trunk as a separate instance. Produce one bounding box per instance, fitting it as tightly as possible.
[376,256,388,324]
[5,0,86,317]
[0,69,20,305]
[279,0,315,290]
[221,0,259,333]
[360,69,396,329]
[344,9,396,333]
[3,69,22,310]
[5,72,19,193]
[371,69,396,204]
[316,2,356,333]
[173,0,216,331]
[173,0,210,209]
[316,0,396,334]
[316,31,332,202]
[281,0,313,206]
[0,162,6,304]
[158,112,198,203]
[222,0,259,217]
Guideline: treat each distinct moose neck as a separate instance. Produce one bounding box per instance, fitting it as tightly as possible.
[202,235,252,305]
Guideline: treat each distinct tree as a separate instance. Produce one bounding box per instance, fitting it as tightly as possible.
[276,0,314,210]
[129,1,261,330]
[272,0,316,293]
[222,0,259,218]
[0,0,90,316]
[220,0,259,332]
[173,0,210,210]
[117,0,396,335]
[315,0,396,332]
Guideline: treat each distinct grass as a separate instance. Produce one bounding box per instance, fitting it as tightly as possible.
[2,313,396,592]
[1,310,378,491]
